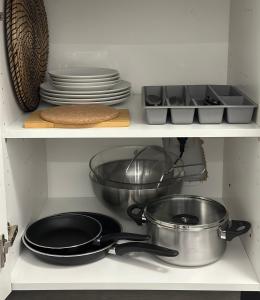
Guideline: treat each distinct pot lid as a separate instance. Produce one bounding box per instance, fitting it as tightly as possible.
[145,195,228,229]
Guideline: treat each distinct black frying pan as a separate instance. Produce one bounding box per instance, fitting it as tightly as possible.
[25,213,149,255]
[22,212,179,265]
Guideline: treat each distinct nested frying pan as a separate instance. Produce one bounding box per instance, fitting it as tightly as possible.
[22,212,179,265]
[25,213,149,255]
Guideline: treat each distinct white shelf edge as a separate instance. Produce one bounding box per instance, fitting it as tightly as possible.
[4,95,260,138]
[10,197,260,292]
[11,282,260,292]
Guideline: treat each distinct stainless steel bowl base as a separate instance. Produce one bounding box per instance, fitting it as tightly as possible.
[90,173,183,219]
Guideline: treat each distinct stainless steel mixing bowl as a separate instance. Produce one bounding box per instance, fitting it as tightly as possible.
[89,146,184,218]
[90,172,183,219]
[90,145,183,186]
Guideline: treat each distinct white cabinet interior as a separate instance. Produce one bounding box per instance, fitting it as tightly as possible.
[1,0,260,295]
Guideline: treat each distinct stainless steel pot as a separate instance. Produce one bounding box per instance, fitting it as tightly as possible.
[128,195,251,267]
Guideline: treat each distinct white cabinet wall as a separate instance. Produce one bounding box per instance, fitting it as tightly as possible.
[1,0,260,299]
[45,0,230,93]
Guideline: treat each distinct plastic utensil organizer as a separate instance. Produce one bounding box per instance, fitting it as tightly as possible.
[143,85,257,125]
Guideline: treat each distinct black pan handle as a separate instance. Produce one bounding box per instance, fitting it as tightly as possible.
[225,220,251,241]
[97,233,150,244]
[114,242,179,257]
[127,204,146,226]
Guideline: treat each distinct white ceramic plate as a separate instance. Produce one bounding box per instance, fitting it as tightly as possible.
[50,75,120,83]
[49,67,119,79]
[41,81,131,95]
[41,97,129,106]
[40,89,131,99]
[40,92,131,102]
[52,78,120,87]
[52,81,121,91]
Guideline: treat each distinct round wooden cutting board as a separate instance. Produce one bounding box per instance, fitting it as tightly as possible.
[5,0,49,112]
[40,105,120,125]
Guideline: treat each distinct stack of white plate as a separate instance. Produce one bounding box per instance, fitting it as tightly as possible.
[40,67,131,106]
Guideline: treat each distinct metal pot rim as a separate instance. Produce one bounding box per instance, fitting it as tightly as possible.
[144,195,229,230]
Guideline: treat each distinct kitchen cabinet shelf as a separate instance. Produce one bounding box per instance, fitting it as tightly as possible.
[4,95,260,139]
[11,197,260,292]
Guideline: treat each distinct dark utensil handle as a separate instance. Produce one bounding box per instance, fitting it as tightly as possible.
[226,220,251,241]
[98,233,150,244]
[114,242,179,257]
[127,204,146,226]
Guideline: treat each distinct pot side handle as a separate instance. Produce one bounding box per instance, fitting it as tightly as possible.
[225,220,251,241]
[114,242,179,257]
[127,204,146,226]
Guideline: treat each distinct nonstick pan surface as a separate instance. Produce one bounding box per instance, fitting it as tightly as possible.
[25,213,103,251]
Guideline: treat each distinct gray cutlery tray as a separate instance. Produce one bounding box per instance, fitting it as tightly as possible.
[187,85,225,124]
[210,85,258,124]
[143,85,258,125]
[143,86,168,125]
[165,86,196,124]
